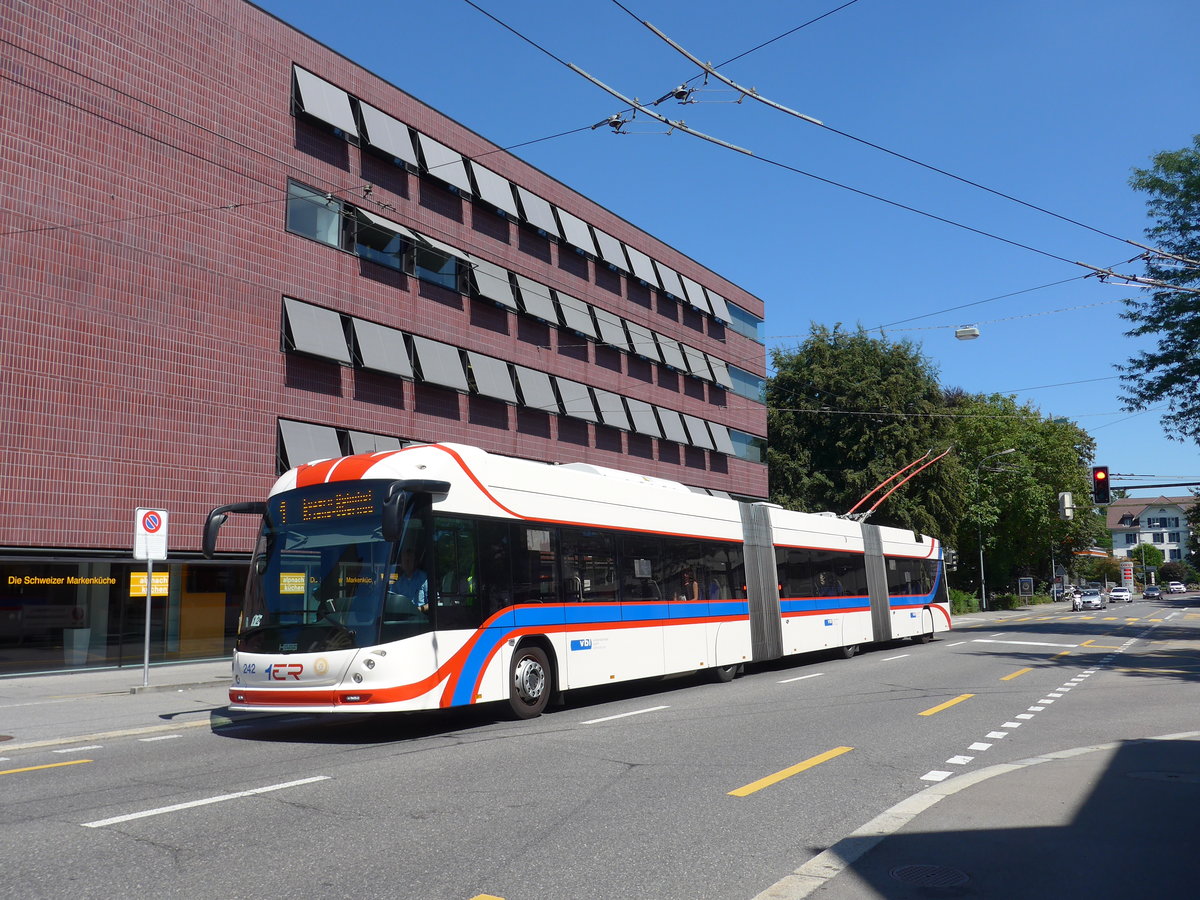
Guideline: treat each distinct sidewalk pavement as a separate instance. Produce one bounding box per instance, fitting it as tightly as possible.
[0,657,231,700]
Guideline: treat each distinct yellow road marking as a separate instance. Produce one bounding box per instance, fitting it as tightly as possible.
[729,746,854,797]
[1089,644,1122,650]
[1102,617,1118,621]
[1080,639,1095,646]
[0,760,92,776]
[1055,650,1071,657]
[470,895,505,899]
[919,694,975,716]
[1000,667,1032,681]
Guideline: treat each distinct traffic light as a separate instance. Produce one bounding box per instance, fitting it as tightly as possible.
[1091,466,1110,504]
[944,547,958,572]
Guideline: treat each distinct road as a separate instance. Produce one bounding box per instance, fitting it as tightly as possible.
[3,596,1199,899]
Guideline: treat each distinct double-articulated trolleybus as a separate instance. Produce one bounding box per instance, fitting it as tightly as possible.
[204,442,950,718]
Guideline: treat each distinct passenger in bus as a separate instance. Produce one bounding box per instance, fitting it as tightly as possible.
[706,575,723,600]
[390,546,428,614]
[680,568,700,602]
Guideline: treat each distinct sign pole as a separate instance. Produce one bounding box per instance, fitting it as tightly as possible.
[143,557,153,688]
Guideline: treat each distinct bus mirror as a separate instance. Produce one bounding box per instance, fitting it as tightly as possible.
[382,480,451,543]
[203,502,266,558]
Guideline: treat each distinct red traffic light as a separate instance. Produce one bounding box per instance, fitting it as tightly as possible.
[1093,469,1107,481]
[1091,466,1110,503]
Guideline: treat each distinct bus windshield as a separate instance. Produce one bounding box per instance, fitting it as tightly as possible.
[236,481,430,654]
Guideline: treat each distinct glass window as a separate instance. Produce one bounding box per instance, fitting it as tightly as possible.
[729,429,766,464]
[726,303,765,342]
[620,534,662,602]
[414,243,460,291]
[511,526,557,605]
[728,365,766,404]
[701,541,744,600]
[1169,549,1181,561]
[1153,532,1164,543]
[660,538,704,602]
[560,529,617,602]
[353,210,407,271]
[1168,532,1180,543]
[1124,533,1137,545]
[431,517,479,629]
[886,556,930,596]
[286,181,343,248]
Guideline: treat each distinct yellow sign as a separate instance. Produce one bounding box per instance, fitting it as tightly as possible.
[279,573,306,594]
[130,572,170,597]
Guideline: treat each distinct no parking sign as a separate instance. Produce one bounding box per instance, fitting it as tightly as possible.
[134,508,169,561]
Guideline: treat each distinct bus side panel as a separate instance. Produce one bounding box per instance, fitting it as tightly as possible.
[709,615,752,669]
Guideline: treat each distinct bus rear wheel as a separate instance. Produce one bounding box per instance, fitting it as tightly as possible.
[839,643,860,659]
[509,645,551,719]
[711,663,738,683]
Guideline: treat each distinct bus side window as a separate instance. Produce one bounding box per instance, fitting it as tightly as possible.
[512,526,556,604]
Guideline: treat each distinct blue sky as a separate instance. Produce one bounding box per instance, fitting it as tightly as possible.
[255,0,1200,498]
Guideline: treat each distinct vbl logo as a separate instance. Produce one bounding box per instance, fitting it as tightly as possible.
[266,663,303,680]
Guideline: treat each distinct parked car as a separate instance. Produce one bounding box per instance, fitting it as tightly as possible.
[1109,586,1132,603]
[1142,584,1162,600]
[1073,589,1107,611]
[1168,581,1187,594]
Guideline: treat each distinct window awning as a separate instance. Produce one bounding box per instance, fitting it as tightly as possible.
[555,378,598,422]
[654,333,688,372]
[358,102,418,168]
[591,228,628,271]
[593,307,631,352]
[351,318,412,377]
[411,335,468,391]
[354,207,418,240]
[679,275,712,314]
[682,344,713,381]
[625,398,662,437]
[279,419,342,467]
[654,262,687,300]
[413,230,469,263]
[283,297,351,364]
[347,431,403,454]
[592,388,631,431]
[515,186,561,237]
[466,351,518,403]
[708,356,734,390]
[708,422,736,456]
[292,66,358,137]
[682,414,715,449]
[555,208,595,255]
[514,275,558,324]
[624,321,660,362]
[514,366,559,413]
[556,292,597,339]
[415,133,473,195]
[464,255,518,311]
[469,163,520,218]
[705,289,732,323]
[624,245,660,287]
[657,407,690,445]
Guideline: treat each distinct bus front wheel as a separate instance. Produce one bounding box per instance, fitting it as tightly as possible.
[839,643,860,659]
[711,663,738,683]
[509,645,552,719]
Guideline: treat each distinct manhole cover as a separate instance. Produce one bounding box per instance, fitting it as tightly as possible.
[1129,771,1200,784]
[891,864,970,887]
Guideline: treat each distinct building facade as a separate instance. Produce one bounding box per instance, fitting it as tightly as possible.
[1,0,769,675]
[1106,496,1195,569]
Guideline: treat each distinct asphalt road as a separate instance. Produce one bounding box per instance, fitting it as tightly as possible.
[3,595,1199,899]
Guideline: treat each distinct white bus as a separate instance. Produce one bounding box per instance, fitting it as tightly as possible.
[204,442,950,717]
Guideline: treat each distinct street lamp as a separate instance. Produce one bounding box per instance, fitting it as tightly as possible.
[977,449,1016,611]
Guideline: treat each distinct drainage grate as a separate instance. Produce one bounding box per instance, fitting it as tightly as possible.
[891,864,970,887]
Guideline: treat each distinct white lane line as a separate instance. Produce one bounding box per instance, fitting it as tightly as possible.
[986,731,1008,739]
[778,673,825,684]
[990,633,1005,637]
[81,776,331,828]
[1047,693,1064,698]
[946,755,974,765]
[1016,714,1035,720]
[1002,722,1022,729]
[53,745,102,754]
[1039,699,1056,704]
[138,734,182,743]
[946,642,968,647]
[883,654,910,661]
[973,639,1077,648]
[580,705,669,725]
[968,742,992,751]
[921,771,952,782]
[1029,706,1045,711]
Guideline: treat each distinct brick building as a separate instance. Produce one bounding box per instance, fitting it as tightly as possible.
[1,0,768,673]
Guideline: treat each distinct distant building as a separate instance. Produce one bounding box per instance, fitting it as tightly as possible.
[1106,496,1195,567]
[1,0,768,674]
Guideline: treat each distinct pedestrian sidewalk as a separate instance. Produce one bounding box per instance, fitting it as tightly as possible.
[0,658,230,701]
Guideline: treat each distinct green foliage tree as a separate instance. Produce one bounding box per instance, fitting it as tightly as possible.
[1186,489,1200,570]
[1128,542,1164,572]
[943,392,1102,595]
[767,326,964,539]
[1157,561,1196,585]
[1121,136,1200,443]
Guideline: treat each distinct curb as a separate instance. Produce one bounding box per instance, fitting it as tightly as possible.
[129,679,229,695]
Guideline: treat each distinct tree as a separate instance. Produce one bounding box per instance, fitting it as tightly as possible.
[767,326,964,539]
[1186,489,1200,570]
[1128,542,1164,574]
[1157,561,1196,585]
[1120,136,1200,444]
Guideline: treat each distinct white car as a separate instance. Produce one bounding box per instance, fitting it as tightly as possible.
[1109,586,1132,603]
[1168,581,1187,594]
